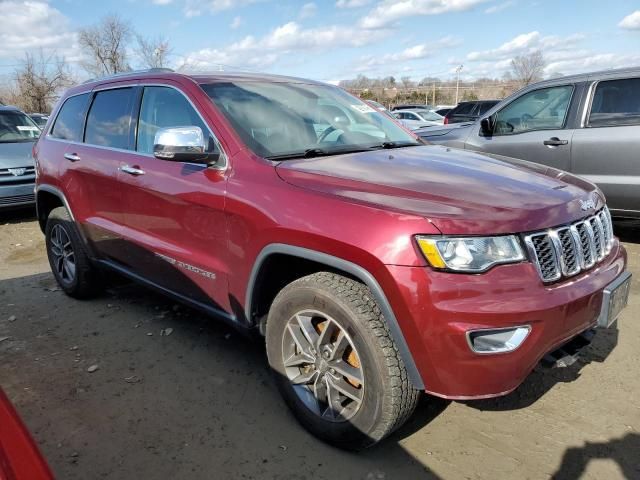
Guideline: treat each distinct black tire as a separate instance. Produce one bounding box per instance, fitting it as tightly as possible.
[266,272,420,450]
[45,207,101,298]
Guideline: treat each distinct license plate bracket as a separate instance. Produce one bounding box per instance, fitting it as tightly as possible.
[597,271,632,328]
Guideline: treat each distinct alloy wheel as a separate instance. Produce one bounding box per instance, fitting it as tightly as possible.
[49,224,76,283]
[282,310,364,422]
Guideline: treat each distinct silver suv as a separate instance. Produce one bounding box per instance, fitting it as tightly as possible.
[417,67,640,218]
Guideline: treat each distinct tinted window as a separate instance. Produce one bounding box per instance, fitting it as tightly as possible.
[451,103,475,115]
[478,101,498,115]
[589,78,640,127]
[51,93,89,141]
[136,86,215,155]
[494,86,573,135]
[85,88,134,149]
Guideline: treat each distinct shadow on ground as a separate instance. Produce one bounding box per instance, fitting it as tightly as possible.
[1,272,443,479]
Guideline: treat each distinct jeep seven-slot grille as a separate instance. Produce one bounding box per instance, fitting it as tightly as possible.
[524,207,614,283]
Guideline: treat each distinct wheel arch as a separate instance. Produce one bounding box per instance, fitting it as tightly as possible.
[246,243,425,389]
[35,185,74,233]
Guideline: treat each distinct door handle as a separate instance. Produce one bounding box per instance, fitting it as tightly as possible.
[543,137,568,146]
[64,153,81,162]
[120,165,145,176]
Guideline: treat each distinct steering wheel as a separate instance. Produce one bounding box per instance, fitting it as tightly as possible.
[317,126,343,143]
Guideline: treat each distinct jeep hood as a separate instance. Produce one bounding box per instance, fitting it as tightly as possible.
[0,141,35,169]
[275,145,602,235]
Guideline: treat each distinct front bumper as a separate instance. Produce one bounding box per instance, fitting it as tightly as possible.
[386,240,628,399]
[0,181,35,209]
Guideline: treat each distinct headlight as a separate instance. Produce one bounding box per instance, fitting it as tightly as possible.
[416,235,525,272]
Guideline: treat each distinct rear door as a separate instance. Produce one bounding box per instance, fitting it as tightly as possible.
[464,84,575,171]
[60,85,136,262]
[571,76,640,215]
[117,84,231,313]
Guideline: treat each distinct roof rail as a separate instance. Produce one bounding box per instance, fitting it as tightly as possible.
[82,67,175,84]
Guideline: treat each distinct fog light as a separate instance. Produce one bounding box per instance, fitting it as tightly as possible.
[466,326,531,354]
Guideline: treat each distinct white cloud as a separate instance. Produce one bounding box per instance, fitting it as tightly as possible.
[485,0,514,14]
[466,31,584,61]
[299,2,317,19]
[360,0,488,29]
[355,35,461,70]
[230,16,243,29]
[545,52,640,76]
[184,0,263,17]
[152,0,173,5]
[181,21,388,70]
[0,1,79,61]
[619,10,640,30]
[336,0,370,7]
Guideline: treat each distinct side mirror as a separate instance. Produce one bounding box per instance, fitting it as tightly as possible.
[480,116,495,136]
[153,126,217,164]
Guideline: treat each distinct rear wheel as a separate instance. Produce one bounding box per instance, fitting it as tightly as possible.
[45,207,101,298]
[266,272,419,450]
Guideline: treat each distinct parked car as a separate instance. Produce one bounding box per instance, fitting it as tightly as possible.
[443,100,500,124]
[34,70,630,450]
[0,106,39,209]
[391,103,435,111]
[417,67,640,218]
[393,109,444,129]
[0,389,54,480]
[364,99,396,120]
[29,113,50,129]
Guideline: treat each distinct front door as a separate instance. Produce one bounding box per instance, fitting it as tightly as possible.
[117,84,231,313]
[465,84,575,172]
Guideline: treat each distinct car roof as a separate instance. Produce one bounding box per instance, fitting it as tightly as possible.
[0,105,24,112]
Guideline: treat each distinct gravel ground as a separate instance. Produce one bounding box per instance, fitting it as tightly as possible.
[1,208,639,480]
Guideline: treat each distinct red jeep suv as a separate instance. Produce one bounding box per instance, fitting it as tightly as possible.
[34,70,631,449]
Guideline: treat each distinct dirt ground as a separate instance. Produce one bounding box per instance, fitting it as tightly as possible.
[0,208,638,480]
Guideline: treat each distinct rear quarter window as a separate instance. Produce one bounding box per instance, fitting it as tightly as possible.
[451,103,475,115]
[588,77,640,127]
[51,93,90,141]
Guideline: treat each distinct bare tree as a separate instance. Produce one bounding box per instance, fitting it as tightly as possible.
[510,51,546,87]
[12,51,72,113]
[135,34,172,69]
[78,14,132,76]
[400,76,414,89]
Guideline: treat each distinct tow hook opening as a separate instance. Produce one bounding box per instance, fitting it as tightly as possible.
[541,329,596,368]
[467,326,531,354]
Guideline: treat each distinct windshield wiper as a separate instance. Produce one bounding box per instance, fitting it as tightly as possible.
[266,147,373,161]
[370,141,420,150]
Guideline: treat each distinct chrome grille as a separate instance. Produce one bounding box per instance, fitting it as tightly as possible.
[0,166,35,177]
[524,207,615,283]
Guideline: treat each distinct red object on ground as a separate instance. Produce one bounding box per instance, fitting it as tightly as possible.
[0,389,53,480]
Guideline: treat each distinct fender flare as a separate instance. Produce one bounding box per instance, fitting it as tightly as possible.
[35,184,77,227]
[246,243,425,390]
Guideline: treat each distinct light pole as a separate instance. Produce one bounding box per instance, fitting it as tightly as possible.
[455,64,463,104]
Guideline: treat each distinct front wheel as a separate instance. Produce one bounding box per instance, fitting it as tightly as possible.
[266,272,419,450]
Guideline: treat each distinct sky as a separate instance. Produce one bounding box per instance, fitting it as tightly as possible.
[0,0,639,83]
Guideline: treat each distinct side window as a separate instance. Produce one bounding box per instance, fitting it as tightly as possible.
[51,93,90,141]
[494,85,573,135]
[85,88,135,149]
[405,112,419,120]
[478,102,495,115]
[452,103,474,115]
[589,78,640,127]
[136,86,217,156]
[394,112,405,119]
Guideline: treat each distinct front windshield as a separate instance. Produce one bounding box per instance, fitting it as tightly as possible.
[201,81,420,159]
[0,111,40,143]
